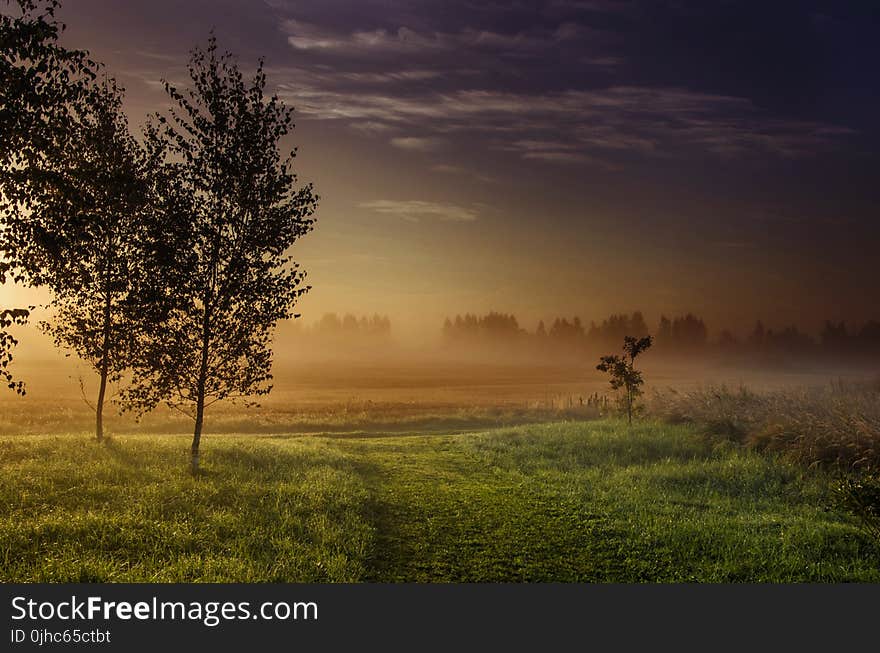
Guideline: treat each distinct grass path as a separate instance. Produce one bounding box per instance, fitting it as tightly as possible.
[346,423,880,581]
[1,420,878,582]
[351,436,624,581]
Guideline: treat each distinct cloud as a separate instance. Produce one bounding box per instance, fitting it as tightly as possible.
[277,83,854,164]
[349,121,397,134]
[263,3,854,169]
[281,19,602,56]
[521,151,593,163]
[580,55,624,68]
[507,140,619,167]
[338,70,443,83]
[285,21,437,53]
[390,136,446,151]
[360,200,479,222]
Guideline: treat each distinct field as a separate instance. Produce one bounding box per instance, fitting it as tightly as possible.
[0,357,864,436]
[2,419,878,582]
[1,358,878,582]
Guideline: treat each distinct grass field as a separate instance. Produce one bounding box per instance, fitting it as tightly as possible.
[2,419,878,582]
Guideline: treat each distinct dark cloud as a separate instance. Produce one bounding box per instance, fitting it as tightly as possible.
[274,81,853,167]
[74,0,864,170]
[360,200,480,222]
[245,0,858,170]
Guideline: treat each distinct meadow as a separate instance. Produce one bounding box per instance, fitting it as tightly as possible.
[1,357,878,582]
[2,418,878,582]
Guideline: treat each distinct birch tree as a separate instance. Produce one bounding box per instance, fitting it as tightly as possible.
[130,37,318,472]
[36,80,156,441]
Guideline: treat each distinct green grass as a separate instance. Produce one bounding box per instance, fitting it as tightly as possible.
[1,420,878,582]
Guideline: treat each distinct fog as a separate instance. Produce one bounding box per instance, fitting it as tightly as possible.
[3,306,876,438]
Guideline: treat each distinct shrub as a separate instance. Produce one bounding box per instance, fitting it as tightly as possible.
[833,474,880,544]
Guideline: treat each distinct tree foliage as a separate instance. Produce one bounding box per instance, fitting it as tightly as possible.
[129,36,318,471]
[597,335,653,425]
[0,0,95,164]
[0,306,29,392]
[35,79,157,440]
[0,0,97,393]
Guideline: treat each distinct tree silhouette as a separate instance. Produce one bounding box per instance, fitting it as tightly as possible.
[670,313,707,349]
[0,0,96,393]
[656,315,672,346]
[549,316,585,344]
[597,335,653,425]
[535,320,546,338]
[305,312,391,343]
[442,312,521,342]
[0,306,29,393]
[34,80,156,441]
[587,312,649,348]
[129,36,317,473]
[718,329,737,348]
[748,320,765,348]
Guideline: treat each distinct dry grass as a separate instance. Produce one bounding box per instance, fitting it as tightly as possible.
[0,396,607,437]
[650,379,880,471]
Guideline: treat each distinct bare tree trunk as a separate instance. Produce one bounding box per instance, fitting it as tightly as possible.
[191,384,205,474]
[95,366,108,442]
[191,308,211,474]
[628,353,636,427]
[627,388,632,426]
[95,291,112,442]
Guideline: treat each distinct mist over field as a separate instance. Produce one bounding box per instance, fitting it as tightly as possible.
[3,308,876,438]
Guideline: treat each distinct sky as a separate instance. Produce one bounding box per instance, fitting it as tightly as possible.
[11,0,880,340]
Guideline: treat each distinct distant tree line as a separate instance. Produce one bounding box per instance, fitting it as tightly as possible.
[442,312,522,341]
[441,310,880,362]
[291,313,392,339]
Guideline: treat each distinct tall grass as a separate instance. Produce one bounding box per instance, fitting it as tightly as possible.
[649,379,880,471]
